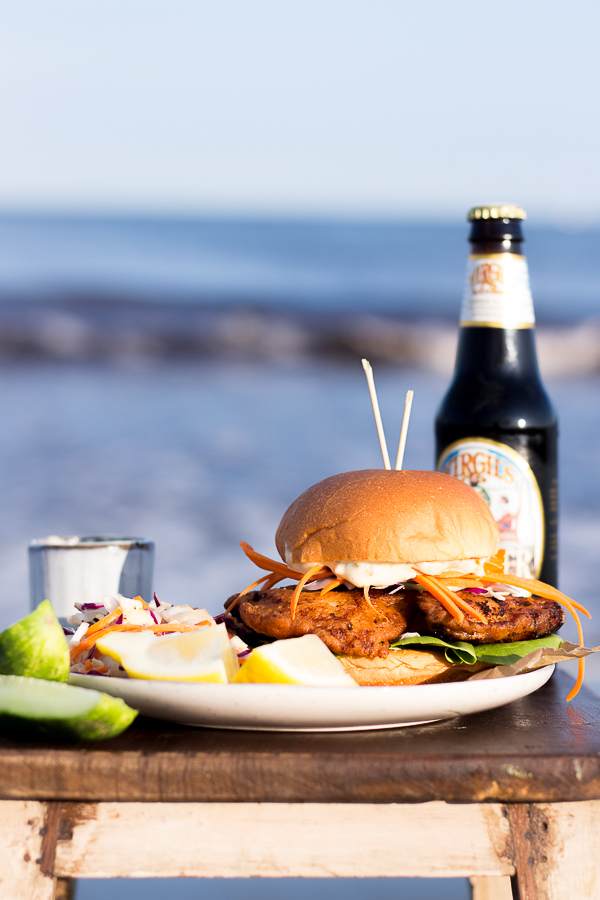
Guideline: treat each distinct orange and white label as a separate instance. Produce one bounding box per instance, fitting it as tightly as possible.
[437,438,545,578]
[460,253,535,328]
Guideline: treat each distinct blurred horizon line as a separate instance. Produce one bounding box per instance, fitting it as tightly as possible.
[0,208,598,234]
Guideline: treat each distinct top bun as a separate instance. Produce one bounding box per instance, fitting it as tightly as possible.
[276,469,499,564]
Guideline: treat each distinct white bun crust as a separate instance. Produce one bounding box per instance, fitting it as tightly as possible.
[339,648,488,686]
[276,469,499,565]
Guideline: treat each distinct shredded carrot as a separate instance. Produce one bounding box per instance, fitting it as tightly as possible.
[432,576,488,624]
[240,542,329,583]
[70,624,146,659]
[320,579,344,597]
[226,571,286,614]
[225,573,273,613]
[363,585,375,612]
[85,607,123,637]
[446,591,489,624]
[478,574,591,619]
[290,564,323,620]
[362,585,388,620]
[240,542,307,580]
[567,659,586,703]
[85,596,152,639]
[261,573,284,591]
[413,573,464,622]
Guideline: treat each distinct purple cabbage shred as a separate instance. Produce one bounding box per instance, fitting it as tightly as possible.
[62,626,75,635]
[153,592,161,607]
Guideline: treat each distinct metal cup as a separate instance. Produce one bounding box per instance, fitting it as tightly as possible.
[29,535,154,621]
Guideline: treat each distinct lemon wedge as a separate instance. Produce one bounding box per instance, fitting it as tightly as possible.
[232,635,358,686]
[96,623,239,682]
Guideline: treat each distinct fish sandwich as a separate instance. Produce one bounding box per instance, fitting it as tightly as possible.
[227,470,587,693]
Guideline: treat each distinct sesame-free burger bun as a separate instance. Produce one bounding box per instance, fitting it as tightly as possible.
[338,647,488,686]
[275,469,499,565]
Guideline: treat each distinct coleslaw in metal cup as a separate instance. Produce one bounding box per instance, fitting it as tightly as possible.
[29,535,154,622]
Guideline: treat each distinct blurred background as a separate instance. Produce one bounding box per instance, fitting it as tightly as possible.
[1,1,600,897]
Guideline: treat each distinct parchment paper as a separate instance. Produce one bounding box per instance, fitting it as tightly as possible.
[468,641,599,681]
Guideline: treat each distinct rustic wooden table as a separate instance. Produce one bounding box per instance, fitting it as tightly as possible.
[1,669,599,900]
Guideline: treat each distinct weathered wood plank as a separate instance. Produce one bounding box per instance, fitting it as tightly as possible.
[53,801,515,879]
[508,805,540,900]
[0,801,55,900]
[470,876,513,900]
[1,673,600,804]
[509,801,600,900]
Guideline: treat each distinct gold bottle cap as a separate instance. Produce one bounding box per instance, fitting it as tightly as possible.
[467,204,527,221]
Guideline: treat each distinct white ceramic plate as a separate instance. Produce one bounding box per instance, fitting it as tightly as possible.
[68,664,554,732]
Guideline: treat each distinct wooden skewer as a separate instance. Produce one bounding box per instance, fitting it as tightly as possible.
[395,389,414,470]
[361,359,391,469]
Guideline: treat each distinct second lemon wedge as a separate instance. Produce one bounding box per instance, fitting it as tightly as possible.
[96,623,239,682]
[232,635,358,686]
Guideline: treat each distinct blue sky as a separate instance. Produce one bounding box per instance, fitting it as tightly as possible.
[1,0,599,221]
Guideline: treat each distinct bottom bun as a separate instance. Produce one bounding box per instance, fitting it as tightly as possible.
[339,648,488,686]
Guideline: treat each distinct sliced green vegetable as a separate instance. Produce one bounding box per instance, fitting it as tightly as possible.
[0,675,137,741]
[0,601,69,681]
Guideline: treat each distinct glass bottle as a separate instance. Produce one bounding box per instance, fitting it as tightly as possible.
[435,204,558,586]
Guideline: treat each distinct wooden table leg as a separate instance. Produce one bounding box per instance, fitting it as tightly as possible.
[0,800,57,900]
[508,801,600,900]
[54,879,76,900]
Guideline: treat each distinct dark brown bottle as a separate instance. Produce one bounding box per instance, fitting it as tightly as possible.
[435,205,558,586]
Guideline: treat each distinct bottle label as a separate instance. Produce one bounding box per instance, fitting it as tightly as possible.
[437,438,545,578]
[460,253,535,328]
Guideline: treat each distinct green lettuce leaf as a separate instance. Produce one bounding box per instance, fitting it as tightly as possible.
[471,633,563,666]
[390,633,564,666]
[390,635,477,665]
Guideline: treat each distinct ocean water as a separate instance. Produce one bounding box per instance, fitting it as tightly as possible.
[0,215,598,380]
[0,214,598,321]
[0,216,597,900]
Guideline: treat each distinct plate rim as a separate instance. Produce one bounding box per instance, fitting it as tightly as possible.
[68,664,555,732]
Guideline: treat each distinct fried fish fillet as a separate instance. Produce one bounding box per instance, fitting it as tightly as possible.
[415,590,565,644]
[237,586,413,658]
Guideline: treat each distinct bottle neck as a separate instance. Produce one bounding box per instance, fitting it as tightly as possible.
[470,240,522,255]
